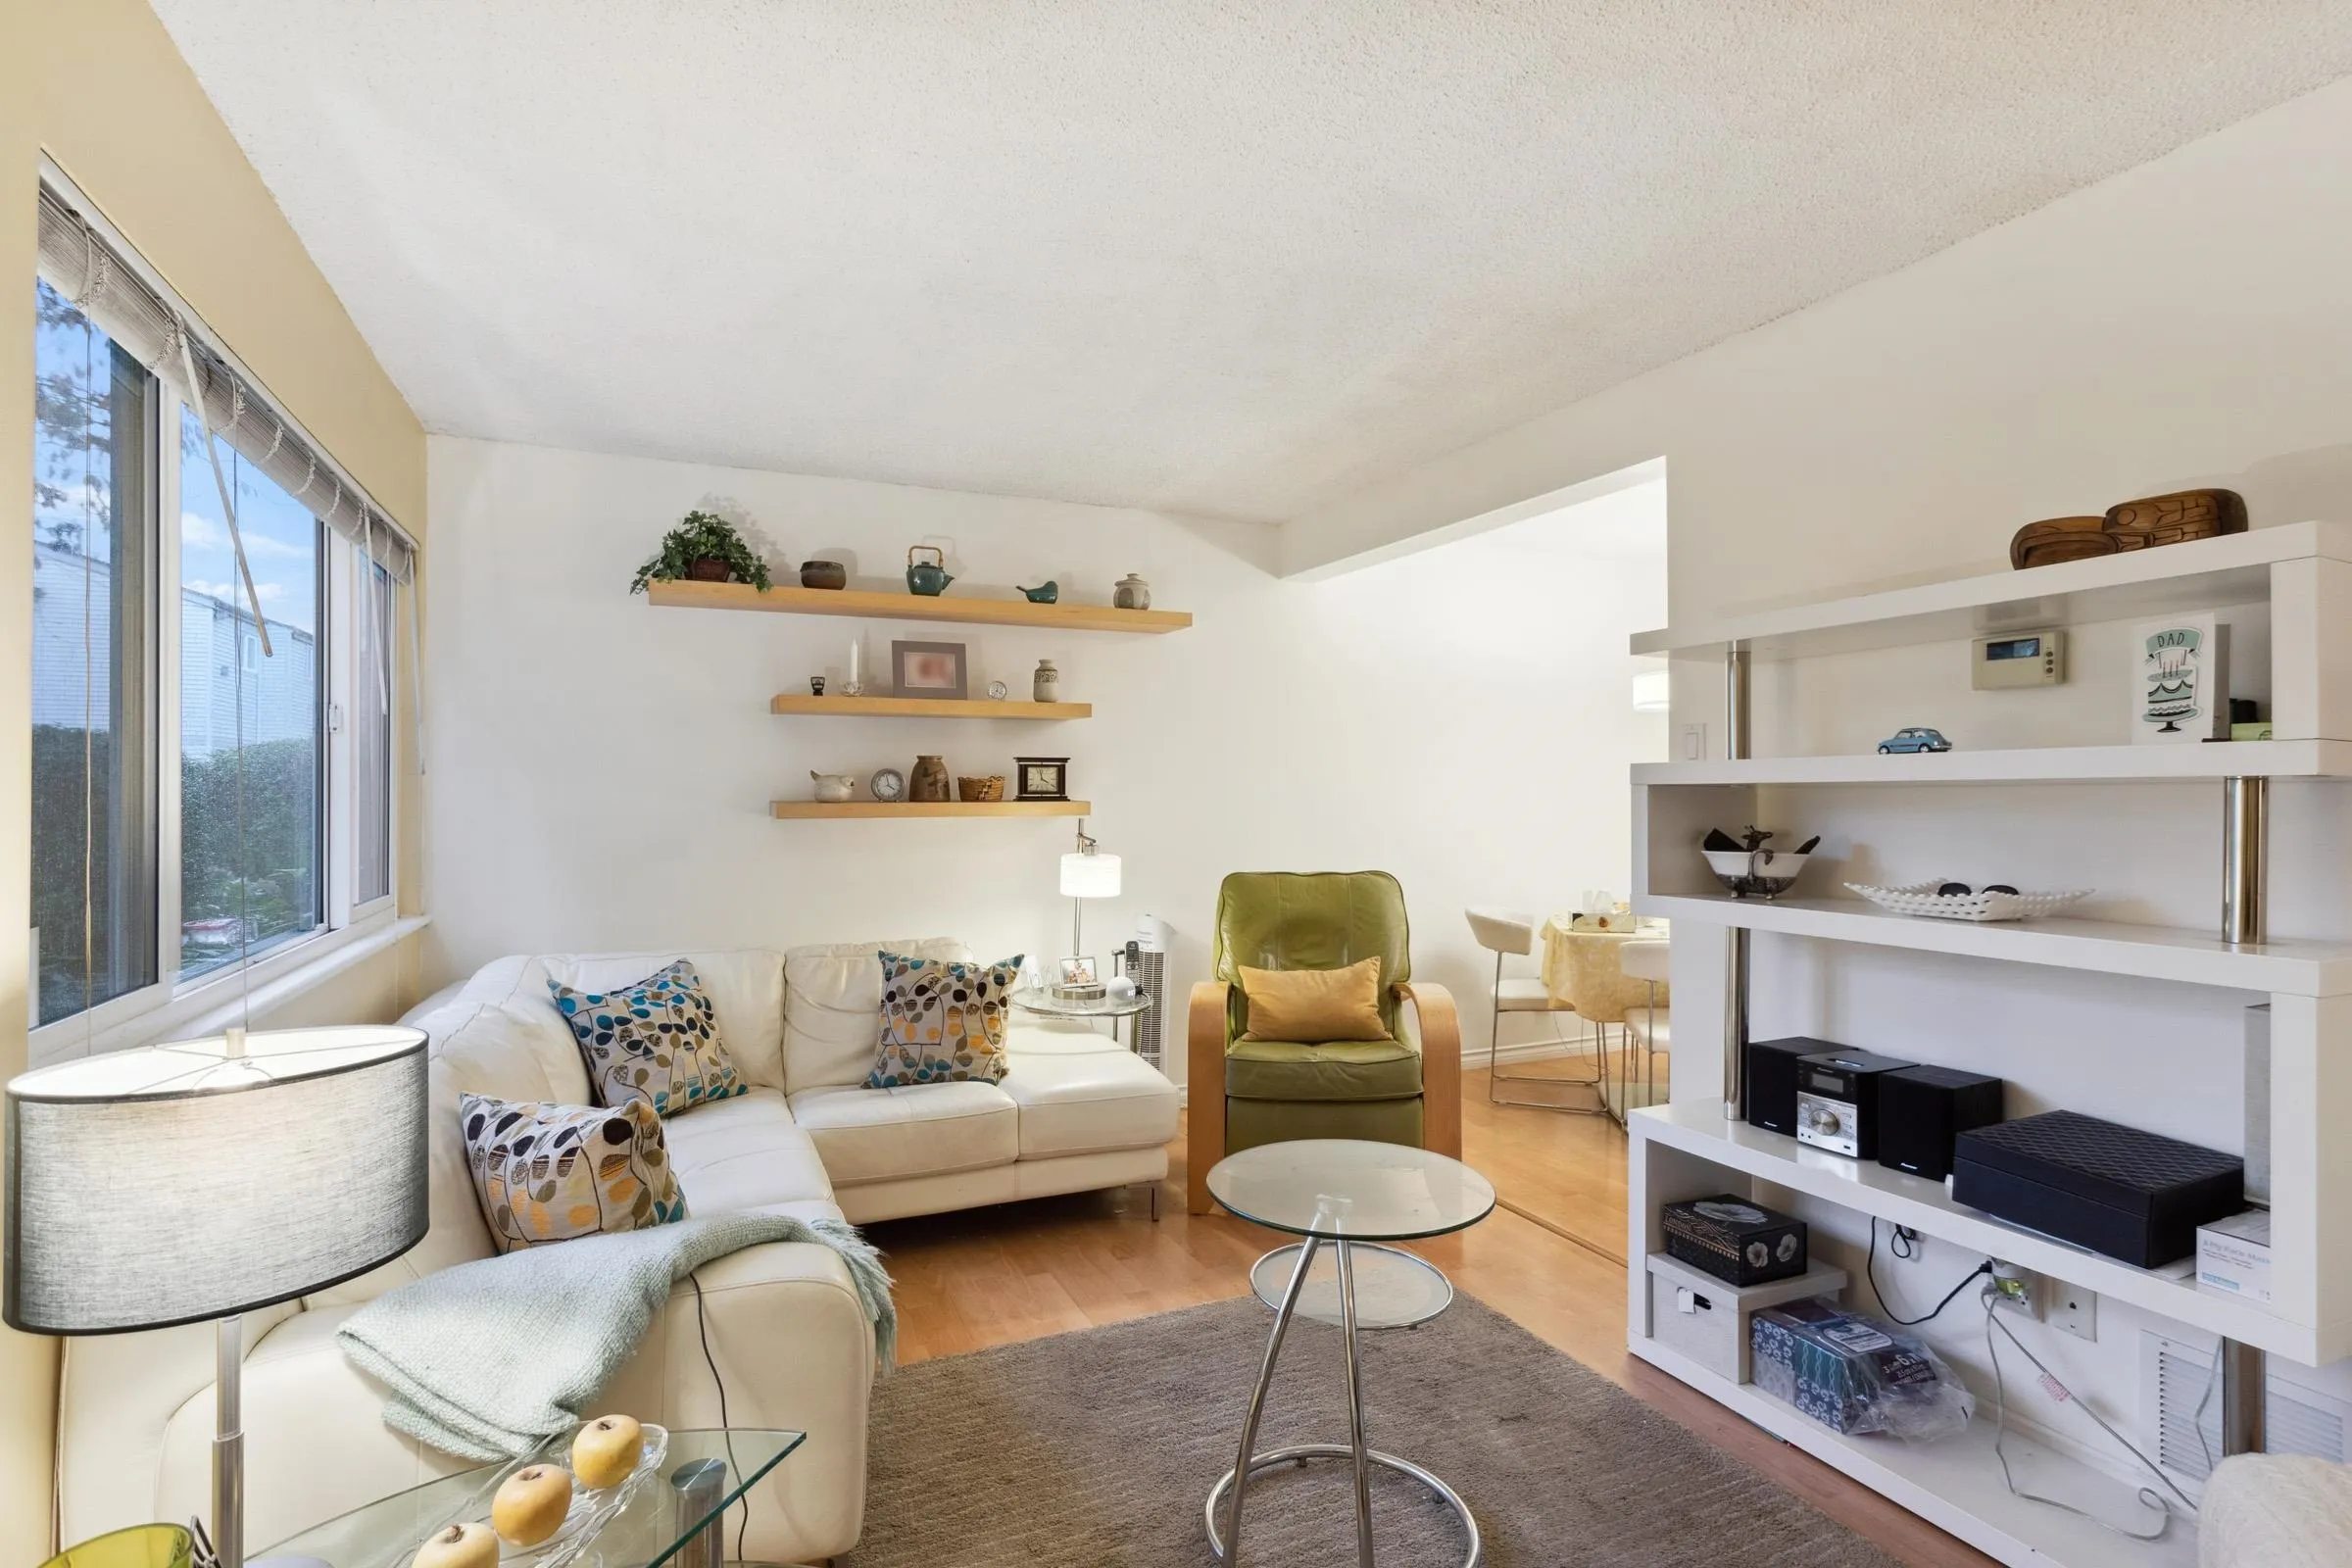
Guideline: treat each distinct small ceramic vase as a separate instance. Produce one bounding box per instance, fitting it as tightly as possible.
[809,675,826,696]
[1112,573,1151,610]
[799,560,847,590]
[809,771,857,803]
[1033,660,1060,704]
[909,755,952,802]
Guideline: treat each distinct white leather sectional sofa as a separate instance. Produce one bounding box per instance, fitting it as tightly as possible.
[56,941,1178,1564]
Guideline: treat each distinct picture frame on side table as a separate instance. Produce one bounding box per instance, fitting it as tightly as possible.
[1015,756,1070,800]
[892,640,968,700]
[2132,614,2229,743]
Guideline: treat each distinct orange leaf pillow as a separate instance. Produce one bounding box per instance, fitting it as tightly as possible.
[1239,956,1388,1042]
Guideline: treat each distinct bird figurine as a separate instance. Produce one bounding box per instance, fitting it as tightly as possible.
[1020,581,1059,604]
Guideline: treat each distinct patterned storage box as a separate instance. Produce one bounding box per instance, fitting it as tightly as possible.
[1661,1195,1808,1286]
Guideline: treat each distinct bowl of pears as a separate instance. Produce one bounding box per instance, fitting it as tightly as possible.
[409,1414,665,1568]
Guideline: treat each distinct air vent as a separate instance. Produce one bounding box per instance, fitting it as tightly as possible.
[2148,1335,2348,1483]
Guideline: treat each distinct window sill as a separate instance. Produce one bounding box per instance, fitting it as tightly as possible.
[30,913,432,1066]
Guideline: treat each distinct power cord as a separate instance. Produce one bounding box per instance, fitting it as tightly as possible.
[1867,1218,1991,1325]
[687,1272,750,1564]
[1983,1285,2196,1540]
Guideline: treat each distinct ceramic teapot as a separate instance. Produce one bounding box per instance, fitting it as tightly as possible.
[906,545,956,597]
[808,771,858,803]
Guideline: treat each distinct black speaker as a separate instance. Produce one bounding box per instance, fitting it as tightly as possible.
[1745,1037,1836,1138]
[1876,1064,2005,1181]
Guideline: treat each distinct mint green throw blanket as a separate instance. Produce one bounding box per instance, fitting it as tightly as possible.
[338,1213,895,1460]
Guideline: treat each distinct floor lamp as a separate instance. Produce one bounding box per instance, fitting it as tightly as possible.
[5,1025,428,1568]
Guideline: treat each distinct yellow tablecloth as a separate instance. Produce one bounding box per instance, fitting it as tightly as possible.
[1539,917,1669,1022]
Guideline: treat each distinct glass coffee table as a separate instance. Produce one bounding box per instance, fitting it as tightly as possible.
[1204,1139,1496,1568]
[261,1428,803,1568]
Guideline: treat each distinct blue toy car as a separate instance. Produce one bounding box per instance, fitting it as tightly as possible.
[1877,726,1952,755]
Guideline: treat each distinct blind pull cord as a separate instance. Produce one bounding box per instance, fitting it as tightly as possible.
[175,328,271,659]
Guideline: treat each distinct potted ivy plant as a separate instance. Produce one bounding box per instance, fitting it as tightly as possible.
[628,510,773,593]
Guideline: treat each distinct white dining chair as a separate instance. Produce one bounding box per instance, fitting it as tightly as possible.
[1465,906,1603,1113]
[1616,936,1671,1121]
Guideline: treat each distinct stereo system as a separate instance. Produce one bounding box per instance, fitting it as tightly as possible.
[1746,1037,2007,1178]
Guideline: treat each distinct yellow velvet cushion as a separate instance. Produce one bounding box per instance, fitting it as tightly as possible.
[1239,956,1388,1042]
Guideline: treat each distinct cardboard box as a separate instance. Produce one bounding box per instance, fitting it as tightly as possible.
[2197,1209,2272,1303]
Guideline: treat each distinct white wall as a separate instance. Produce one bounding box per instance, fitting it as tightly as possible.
[1284,73,2352,1487]
[422,438,1662,1078]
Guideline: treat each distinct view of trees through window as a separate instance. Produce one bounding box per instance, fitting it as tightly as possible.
[177,408,324,981]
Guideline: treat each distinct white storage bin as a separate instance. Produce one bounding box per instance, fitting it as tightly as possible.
[1645,1250,1850,1383]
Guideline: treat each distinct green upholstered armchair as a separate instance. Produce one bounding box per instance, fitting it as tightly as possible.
[1187,871,1462,1214]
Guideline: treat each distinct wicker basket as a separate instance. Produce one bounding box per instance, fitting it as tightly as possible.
[956,775,1005,803]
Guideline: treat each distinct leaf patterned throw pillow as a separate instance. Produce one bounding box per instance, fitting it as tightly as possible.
[459,1094,688,1253]
[548,959,748,1115]
[867,950,1024,1088]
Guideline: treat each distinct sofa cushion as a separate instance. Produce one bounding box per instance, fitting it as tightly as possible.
[460,1094,687,1251]
[787,1081,1016,1185]
[1226,1037,1422,1102]
[541,950,788,1092]
[999,1031,1179,1158]
[431,997,595,1106]
[782,938,970,1093]
[549,959,749,1115]
[662,1088,838,1215]
[867,951,1023,1087]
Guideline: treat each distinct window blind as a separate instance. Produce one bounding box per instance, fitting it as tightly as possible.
[35,182,414,584]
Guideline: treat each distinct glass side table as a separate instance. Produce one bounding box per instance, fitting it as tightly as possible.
[1007,986,1152,1022]
[262,1429,803,1568]
[1205,1139,1495,1568]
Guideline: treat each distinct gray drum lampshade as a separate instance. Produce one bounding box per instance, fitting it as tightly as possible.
[5,1025,429,1335]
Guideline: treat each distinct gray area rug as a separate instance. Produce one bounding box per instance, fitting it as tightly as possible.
[842,1294,1906,1567]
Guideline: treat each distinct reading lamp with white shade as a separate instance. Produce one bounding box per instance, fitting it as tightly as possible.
[5,1024,428,1568]
[1055,820,1122,999]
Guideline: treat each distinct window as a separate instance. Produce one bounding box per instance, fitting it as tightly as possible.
[31,282,159,1025]
[177,410,325,981]
[29,178,416,1053]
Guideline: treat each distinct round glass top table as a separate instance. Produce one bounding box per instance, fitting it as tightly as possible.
[1203,1140,1494,1567]
[1007,985,1152,1020]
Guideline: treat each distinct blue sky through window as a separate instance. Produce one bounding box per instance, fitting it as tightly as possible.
[180,407,318,634]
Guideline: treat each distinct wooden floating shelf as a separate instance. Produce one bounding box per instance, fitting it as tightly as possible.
[650,579,1191,634]
[768,695,1091,720]
[770,799,1093,820]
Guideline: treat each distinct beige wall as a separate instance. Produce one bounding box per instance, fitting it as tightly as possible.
[0,0,426,1553]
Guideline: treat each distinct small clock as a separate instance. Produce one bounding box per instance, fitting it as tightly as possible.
[986,679,1010,701]
[1014,756,1069,801]
[869,767,906,803]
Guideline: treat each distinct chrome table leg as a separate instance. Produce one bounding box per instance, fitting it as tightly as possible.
[1337,1239,1374,1567]
[1216,1234,1320,1563]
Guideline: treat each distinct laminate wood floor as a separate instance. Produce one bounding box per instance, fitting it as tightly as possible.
[865,1065,1995,1568]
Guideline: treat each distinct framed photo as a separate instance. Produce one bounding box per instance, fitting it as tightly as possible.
[891,640,967,700]
[1056,956,1098,988]
[1014,755,1069,800]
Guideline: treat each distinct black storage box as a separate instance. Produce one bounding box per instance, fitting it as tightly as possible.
[1951,1110,2241,1268]
[1661,1195,1809,1286]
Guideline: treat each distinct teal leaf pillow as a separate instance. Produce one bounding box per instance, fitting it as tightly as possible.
[459,1093,687,1253]
[548,959,748,1115]
[867,951,1024,1088]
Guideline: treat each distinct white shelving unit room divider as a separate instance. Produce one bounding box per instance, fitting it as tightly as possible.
[1625,523,2352,1568]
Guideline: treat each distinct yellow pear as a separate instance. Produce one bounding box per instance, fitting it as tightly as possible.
[491,1464,573,1547]
[569,1413,646,1490]
[410,1522,497,1568]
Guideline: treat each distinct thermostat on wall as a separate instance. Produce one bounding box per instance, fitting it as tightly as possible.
[1972,629,2065,689]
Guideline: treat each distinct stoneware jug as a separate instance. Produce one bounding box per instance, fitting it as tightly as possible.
[906,545,956,597]
[1032,660,1060,704]
[909,754,952,802]
[808,771,858,803]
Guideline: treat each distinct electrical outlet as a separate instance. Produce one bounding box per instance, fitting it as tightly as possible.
[1989,1261,2042,1319]
[1679,722,1707,761]
[2049,1282,2097,1341]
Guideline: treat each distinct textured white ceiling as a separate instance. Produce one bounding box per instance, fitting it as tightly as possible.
[152,2,2352,523]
